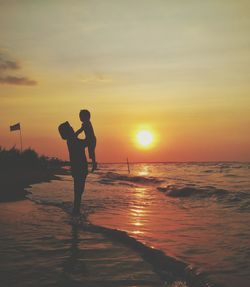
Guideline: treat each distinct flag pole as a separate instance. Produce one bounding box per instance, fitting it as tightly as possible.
[19,125,23,152]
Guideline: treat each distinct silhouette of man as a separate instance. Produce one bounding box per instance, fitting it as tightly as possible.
[58,121,88,216]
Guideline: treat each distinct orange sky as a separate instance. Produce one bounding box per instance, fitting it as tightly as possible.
[0,1,250,162]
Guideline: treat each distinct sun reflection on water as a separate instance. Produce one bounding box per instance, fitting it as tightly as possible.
[129,187,148,232]
[137,164,150,176]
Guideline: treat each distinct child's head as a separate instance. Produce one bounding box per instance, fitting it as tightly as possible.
[58,121,74,140]
[79,109,91,122]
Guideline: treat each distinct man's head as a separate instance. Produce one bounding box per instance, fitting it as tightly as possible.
[58,121,75,140]
[79,109,91,122]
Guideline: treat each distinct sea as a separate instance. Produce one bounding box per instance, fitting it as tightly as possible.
[1,162,250,287]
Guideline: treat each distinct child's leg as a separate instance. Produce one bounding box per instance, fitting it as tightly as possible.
[92,152,97,171]
[88,146,94,161]
[88,146,97,172]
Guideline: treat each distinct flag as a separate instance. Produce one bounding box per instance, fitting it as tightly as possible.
[10,123,20,131]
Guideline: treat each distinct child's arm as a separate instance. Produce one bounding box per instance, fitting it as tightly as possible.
[75,125,84,137]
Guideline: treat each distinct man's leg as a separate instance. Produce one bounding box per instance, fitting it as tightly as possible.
[73,176,86,216]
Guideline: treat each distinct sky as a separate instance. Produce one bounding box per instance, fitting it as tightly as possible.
[0,0,250,162]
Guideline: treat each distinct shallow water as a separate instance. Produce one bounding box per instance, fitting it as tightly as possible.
[0,200,166,287]
[26,163,250,286]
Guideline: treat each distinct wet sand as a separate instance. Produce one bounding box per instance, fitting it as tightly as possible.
[0,200,168,287]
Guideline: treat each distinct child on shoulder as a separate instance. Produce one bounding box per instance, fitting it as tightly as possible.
[75,109,97,172]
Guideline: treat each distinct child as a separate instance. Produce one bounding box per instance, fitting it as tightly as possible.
[75,109,97,172]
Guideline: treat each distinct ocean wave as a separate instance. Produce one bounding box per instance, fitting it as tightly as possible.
[27,194,211,287]
[99,172,164,185]
[223,174,238,178]
[98,178,116,185]
[203,170,215,173]
[157,185,227,198]
[156,185,250,207]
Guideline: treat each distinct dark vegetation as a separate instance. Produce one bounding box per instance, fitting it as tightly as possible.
[0,147,64,202]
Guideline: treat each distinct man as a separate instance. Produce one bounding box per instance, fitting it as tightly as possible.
[58,121,88,216]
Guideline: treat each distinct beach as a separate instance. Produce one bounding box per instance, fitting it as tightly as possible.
[1,162,249,287]
[0,200,168,287]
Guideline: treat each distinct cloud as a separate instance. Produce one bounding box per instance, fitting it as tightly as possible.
[0,52,37,86]
[0,76,37,86]
[0,54,20,71]
[80,73,113,84]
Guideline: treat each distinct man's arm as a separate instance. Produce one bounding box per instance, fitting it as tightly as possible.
[75,126,84,137]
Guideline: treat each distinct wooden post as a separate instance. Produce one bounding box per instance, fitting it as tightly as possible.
[126,157,130,174]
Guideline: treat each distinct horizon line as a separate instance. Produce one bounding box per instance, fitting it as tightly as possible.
[62,160,250,165]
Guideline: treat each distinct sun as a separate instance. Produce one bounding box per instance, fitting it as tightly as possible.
[136,130,154,148]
